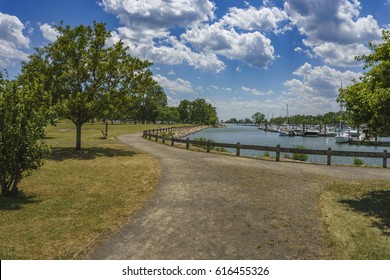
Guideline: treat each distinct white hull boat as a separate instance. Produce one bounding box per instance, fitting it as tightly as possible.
[335,132,351,143]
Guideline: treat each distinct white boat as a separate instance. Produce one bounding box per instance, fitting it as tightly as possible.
[279,129,295,136]
[303,129,319,137]
[335,132,351,143]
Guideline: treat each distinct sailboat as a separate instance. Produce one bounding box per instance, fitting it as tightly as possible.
[279,105,295,136]
[335,85,352,143]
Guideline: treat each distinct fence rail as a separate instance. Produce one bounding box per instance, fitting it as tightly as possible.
[143,128,389,168]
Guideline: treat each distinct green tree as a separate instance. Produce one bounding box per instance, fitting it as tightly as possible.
[21,22,157,150]
[178,99,191,123]
[252,112,266,126]
[132,84,167,124]
[338,30,390,137]
[189,98,218,125]
[0,76,50,196]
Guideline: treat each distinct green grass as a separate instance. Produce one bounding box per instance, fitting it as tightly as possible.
[319,180,390,259]
[0,120,182,259]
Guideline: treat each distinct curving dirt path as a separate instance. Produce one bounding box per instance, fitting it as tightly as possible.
[88,133,390,260]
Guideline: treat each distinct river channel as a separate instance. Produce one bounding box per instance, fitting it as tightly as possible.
[188,124,390,167]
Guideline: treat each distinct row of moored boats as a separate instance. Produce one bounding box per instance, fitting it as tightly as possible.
[260,125,365,143]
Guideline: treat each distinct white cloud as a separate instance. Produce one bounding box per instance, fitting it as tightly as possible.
[153,74,194,95]
[281,63,361,114]
[102,0,215,30]
[221,5,289,33]
[39,23,60,42]
[101,0,281,71]
[285,0,382,66]
[306,41,370,66]
[102,0,227,72]
[0,12,30,66]
[167,95,181,107]
[182,22,275,68]
[241,86,273,96]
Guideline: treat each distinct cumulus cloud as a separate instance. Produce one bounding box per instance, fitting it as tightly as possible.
[285,0,382,66]
[101,0,283,72]
[101,0,228,72]
[283,63,361,103]
[101,0,215,30]
[241,86,273,96]
[39,23,60,42]
[221,5,289,33]
[0,12,30,66]
[182,22,275,68]
[153,74,194,95]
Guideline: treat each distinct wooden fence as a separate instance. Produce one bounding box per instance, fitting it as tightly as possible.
[143,128,389,168]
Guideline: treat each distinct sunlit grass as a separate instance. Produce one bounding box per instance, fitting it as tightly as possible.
[0,120,181,259]
[319,180,390,259]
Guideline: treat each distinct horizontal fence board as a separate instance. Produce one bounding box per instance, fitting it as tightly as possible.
[279,147,328,155]
[330,150,384,158]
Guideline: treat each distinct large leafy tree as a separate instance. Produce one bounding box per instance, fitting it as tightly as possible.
[179,98,218,125]
[131,84,167,124]
[338,30,390,137]
[252,112,266,126]
[0,75,50,196]
[21,22,157,149]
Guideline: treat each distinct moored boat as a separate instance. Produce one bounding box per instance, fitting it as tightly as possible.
[335,132,352,143]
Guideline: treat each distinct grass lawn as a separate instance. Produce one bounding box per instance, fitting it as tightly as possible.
[320,180,390,259]
[0,120,179,259]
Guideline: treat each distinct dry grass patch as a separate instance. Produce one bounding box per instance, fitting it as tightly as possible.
[0,120,171,259]
[320,180,390,259]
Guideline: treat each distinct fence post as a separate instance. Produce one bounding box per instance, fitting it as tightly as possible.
[236,142,240,157]
[207,140,211,153]
[155,134,158,141]
[171,137,174,146]
[327,147,332,165]
[162,136,165,144]
[148,130,152,140]
[276,144,280,162]
[384,149,388,168]
[186,138,190,149]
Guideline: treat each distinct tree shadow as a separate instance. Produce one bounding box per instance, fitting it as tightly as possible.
[48,147,137,161]
[0,191,40,211]
[340,190,390,236]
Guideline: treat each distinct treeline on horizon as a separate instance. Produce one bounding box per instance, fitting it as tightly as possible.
[225,111,342,126]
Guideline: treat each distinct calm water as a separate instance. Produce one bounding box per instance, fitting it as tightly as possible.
[188,124,390,166]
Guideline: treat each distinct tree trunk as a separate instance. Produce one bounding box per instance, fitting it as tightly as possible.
[76,122,82,150]
[0,180,7,195]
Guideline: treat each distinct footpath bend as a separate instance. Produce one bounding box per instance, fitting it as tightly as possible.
[88,133,390,260]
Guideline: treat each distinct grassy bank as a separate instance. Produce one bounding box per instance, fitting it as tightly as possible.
[320,180,390,259]
[0,120,180,259]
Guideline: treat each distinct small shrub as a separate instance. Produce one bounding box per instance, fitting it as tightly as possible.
[292,145,308,161]
[192,137,212,150]
[160,131,174,138]
[353,157,365,166]
[263,151,270,157]
[214,147,229,153]
[283,153,291,159]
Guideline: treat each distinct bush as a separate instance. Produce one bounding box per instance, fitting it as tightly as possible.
[263,151,270,157]
[0,78,50,196]
[292,145,309,161]
[192,137,210,149]
[353,157,365,166]
[214,147,229,153]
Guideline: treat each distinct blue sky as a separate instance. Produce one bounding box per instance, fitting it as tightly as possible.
[1,0,389,120]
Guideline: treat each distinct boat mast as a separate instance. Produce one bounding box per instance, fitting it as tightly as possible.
[287,104,289,124]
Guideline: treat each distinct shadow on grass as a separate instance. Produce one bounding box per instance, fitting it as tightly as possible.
[0,191,40,211]
[340,190,390,236]
[48,147,137,161]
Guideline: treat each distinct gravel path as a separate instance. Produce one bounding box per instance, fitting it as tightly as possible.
[88,133,390,260]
